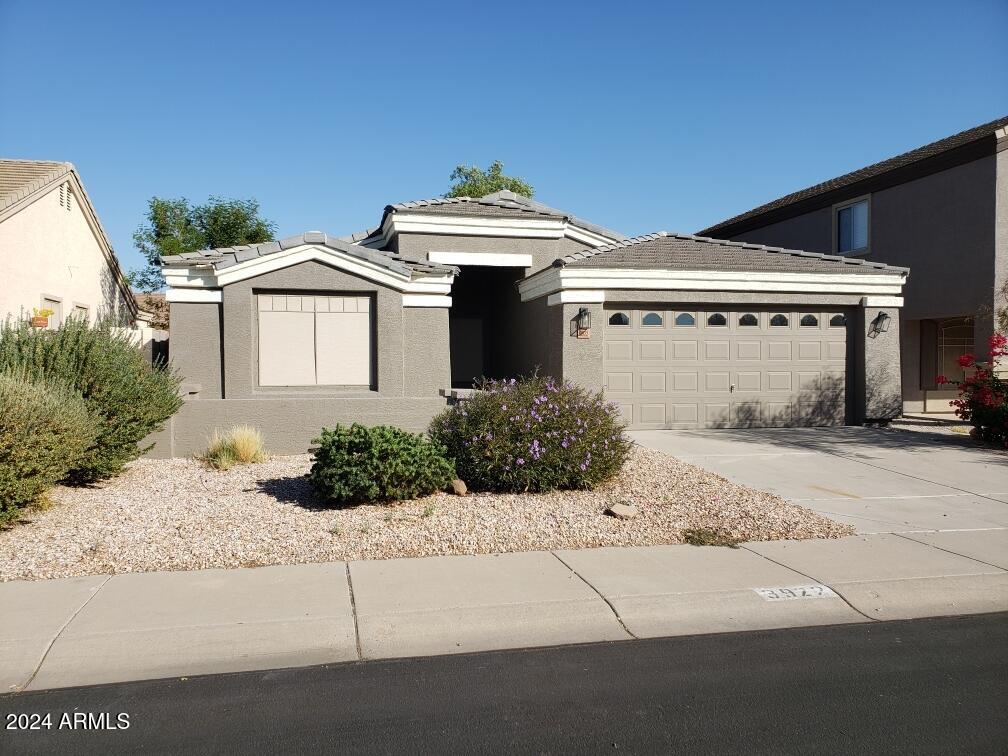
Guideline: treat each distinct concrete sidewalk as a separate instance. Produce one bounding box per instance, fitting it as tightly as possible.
[4,530,1007,692]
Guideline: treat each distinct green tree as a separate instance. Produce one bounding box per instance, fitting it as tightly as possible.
[445,160,533,199]
[130,196,276,291]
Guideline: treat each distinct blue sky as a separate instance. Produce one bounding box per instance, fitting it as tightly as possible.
[2,0,1006,277]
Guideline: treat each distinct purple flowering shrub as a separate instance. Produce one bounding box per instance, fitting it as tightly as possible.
[428,375,632,493]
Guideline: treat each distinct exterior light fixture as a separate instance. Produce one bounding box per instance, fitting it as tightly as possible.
[868,311,891,338]
[572,307,591,339]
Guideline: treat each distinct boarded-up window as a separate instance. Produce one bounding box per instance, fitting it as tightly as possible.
[258,294,372,387]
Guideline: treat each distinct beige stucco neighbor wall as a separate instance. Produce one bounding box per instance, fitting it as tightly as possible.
[0,183,133,324]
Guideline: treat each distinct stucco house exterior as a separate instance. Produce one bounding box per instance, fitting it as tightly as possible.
[699,116,1008,414]
[157,190,907,456]
[0,159,143,327]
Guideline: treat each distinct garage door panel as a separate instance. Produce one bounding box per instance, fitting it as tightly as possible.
[604,306,849,429]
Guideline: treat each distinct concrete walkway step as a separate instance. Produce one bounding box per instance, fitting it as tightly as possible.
[2,532,1006,692]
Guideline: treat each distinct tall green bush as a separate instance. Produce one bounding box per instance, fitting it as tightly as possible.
[429,375,632,493]
[0,371,96,525]
[0,318,182,482]
[309,424,455,505]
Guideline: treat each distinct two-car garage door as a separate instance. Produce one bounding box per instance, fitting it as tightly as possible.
[603,306,851,429]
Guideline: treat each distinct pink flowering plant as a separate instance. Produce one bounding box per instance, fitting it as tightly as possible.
[939,332,1008,445]
[429,375,632,492]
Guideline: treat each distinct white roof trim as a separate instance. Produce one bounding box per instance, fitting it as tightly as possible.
[163,244,454,294]
[402,294,453,308]
[166,288,223,303]
[519,266,908,302]
[428,251,533,268]
[364,212,617,249]
[546,290,606,306]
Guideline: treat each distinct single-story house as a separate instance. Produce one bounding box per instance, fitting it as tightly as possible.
[156,190,908,456]
[697,116,1008,414]
[0,158,147,328]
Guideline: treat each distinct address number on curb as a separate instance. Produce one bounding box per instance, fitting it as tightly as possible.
[753,585,838,601]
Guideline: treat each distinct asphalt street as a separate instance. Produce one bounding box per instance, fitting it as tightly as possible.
[3,613,1006,755]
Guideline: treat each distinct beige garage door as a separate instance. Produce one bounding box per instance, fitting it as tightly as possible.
[603,306,850,429]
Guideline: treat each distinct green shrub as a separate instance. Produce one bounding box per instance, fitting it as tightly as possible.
[202,425,268,470]
[0,317,182,482]
[0,371,97,525]
[428,375,633,493]
[309,424,455,505]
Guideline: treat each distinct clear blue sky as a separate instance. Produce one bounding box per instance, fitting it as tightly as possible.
[2,0,1006,277]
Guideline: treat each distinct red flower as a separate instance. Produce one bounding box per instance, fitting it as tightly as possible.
[990,332,1007,350]
[936,374,948,385]
[958,353,976,368]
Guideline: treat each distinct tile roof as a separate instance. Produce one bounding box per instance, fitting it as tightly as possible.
[699,115,1008,237]
[0,159,73,213]
[159,231,456,277]
[383,190,627,241]
[557,231,909,275]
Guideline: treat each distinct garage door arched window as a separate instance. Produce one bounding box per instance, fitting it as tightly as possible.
[770,314,789,327]
[829,314,847,327]
[642,312,664,326]
[738,313,758,327]
[707,312,727,327]
[674,312,695,327]
[800,314,819,327]
[608,312,630,326]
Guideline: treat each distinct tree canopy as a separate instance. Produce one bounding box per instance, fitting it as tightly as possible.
[445,160,533,199]
[130,196,276,292]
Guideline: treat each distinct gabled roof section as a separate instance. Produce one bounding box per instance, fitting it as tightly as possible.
[556,231,909,276]
[699,115,1008,237]
[0,159,73,213]
[160,231,456,277]
[381,190,627,242]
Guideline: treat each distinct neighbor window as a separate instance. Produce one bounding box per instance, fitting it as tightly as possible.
[642,312,664,326]
[608,312,630,326]
[829,313,847,327]
[836,199,868,254]
[770,314,789,327]
[257,293,372,387]
[71,305,89,321]
[738,313,758,327]
[674,312,695,326]
[41,297,62,330]
[707,312,727,327]
[800,314,819,327]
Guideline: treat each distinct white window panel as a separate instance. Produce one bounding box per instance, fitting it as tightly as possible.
[258,311,316,386]
[316,312,371,385]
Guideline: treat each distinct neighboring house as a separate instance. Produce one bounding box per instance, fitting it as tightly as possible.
[698,116,1008,414]
[0,159,144,327]
[158,190,906,456]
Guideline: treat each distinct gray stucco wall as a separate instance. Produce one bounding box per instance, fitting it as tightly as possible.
[857,306,903,422]
[403,305,451,395]
[168,301,223,398]
[394,232,590,275]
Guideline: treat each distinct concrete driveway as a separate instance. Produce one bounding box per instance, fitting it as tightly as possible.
[630,427,1008,534]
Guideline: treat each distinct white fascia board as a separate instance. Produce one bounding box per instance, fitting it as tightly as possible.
[388,213,567,240]
[166,288,222,303]
[518,267,907,302]
[428,251,533,267]
[861,295,905,307]
[546,290,606,306]
[565,224,622,247]
[165,245,454,294]
[402,294,453,308]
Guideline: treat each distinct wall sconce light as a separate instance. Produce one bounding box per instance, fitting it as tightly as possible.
[868,311,891,339]
[571,307,591,339]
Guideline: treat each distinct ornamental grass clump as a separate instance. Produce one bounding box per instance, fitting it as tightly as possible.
[309,424,456,506]
[0,370,96,525]
[0,317,182,482]
[202,425,269,470]
[428,375,632,493]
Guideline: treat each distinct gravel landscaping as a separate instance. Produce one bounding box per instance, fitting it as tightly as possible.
[0,446,853,581]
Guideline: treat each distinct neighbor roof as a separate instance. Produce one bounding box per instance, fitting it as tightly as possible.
[378,190,627,241]
[160,231,456,277]
[557,232,908,275]
[699,115,1008,237]
[0,159,73,214]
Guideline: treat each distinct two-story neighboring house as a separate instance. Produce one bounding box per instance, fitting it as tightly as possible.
[0,159,142,328]
[699,117,1008,414]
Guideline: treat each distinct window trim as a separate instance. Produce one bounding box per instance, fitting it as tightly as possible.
[40,294,63,330]
[769,313,790,328]
[608,312,630,327]
[738,312,759,327]
[673,311,696,327]
[832,194,871,257]
[641,311,664,327]
[829,313,847,328]
[799,313,819,328]
[706,312,728,327]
